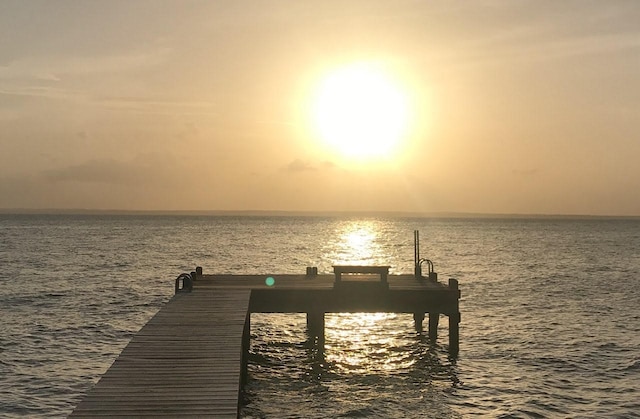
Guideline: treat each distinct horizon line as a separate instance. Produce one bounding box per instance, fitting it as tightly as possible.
[1,208,639,220]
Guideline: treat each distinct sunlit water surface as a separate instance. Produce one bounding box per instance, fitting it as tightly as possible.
[1,215,638,418]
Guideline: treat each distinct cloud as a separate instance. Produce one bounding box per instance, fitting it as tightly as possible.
[0,48,171,81]
[281,159,339,173]
[42,159,142,184]
[0,85,86,103]
[0,154,208,209]
[283,159,317,172]
[95,96,219,116]
[0,48,173,106]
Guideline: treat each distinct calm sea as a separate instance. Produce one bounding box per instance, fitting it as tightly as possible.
[0,214,638,418]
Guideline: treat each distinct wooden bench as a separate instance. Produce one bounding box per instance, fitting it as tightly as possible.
[333,265,391,285]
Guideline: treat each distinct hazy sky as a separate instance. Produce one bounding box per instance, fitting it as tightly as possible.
[1,1,639,215]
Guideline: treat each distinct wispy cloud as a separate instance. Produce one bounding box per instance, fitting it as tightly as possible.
[0,47,173,108]
[42,159,142,185]
[281,159,339,174]
[40,154,184,184]
[95,96,219,116]
[0,48,172,81]
[283,159,317,172]
[0,85,87,102]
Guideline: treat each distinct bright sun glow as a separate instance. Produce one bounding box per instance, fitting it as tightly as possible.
[312,62,411,160]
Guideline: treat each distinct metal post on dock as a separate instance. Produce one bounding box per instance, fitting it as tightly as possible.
[414,230,421,278]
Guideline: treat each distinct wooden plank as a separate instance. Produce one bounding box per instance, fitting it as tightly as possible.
[69,288,250,419]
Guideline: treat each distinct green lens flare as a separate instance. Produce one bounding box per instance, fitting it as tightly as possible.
[265,276,275,287]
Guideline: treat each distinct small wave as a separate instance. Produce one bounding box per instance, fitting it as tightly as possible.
[598,342,619,349]
[608,359,640,373]
[338,407,377,418]
[626,359,640,371]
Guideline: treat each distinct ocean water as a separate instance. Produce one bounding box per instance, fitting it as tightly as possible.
[0,214,639,418]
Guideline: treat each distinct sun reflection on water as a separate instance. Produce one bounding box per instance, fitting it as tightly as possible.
[325,313,417,373]
[324,220,388,267]
[321,221,414,374]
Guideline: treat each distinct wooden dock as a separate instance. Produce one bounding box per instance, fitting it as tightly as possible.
[70,265,460,418]
[70,286,251,418]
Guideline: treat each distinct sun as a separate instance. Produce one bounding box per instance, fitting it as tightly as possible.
[311,62,411,160]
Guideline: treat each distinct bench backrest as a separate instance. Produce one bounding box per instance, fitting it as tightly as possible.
[333,265,390,284]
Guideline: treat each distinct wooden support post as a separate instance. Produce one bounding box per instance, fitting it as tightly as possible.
[448,312,460,357]
[241,313,251,386]
[428,312,440,342]
[413,312,424,333]
[307,310,325,347]
[448,278,460,357]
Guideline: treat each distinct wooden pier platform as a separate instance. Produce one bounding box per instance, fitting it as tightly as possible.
[70,266,460,418]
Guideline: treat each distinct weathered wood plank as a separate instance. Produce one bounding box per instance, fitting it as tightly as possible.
[69,287,250,418]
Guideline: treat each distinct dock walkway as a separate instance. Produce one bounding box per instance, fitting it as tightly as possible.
[69,287,250,418]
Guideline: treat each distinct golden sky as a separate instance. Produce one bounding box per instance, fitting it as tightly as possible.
[1,1,639,215]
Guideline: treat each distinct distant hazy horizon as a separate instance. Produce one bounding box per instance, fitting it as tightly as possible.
[2,207,639,220]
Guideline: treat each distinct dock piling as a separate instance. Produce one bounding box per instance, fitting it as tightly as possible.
[429,312,440,342]
[307,310,325,347]
[448,278,460,357]
[413,312,424,332]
